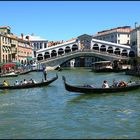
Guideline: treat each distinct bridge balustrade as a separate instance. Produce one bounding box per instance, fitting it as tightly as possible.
[37,49,129,64]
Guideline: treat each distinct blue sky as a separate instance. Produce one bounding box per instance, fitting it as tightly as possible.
[0,1,140,41]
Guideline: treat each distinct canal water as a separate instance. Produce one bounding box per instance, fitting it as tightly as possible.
[0,68,140,139]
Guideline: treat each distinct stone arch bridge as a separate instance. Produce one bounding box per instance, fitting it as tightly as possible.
[36,34,135,67]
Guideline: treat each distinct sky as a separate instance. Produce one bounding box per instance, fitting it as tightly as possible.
[0,1,140,41]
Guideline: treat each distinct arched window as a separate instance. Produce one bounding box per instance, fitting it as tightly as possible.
[100,45,106,52]
[93,44,99,50]
[65,46,71,53]
[114,48,120,55]
[72,44,78,51]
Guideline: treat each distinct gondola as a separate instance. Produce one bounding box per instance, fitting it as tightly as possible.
[0,72,18,77]
[18,70,31,75]
[62,76,140,94]
[0,74,58,90]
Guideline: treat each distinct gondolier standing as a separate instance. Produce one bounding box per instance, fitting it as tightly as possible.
[43,66,47,81]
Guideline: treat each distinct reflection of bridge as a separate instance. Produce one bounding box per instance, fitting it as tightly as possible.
[36,34,135,67]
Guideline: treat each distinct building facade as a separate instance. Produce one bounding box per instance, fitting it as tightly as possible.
[0,26,33,64]
[25,34,48,61]
[0,26,18,63]
[130,26,140,57]
[93,26,132,45]
[17,38,33,64]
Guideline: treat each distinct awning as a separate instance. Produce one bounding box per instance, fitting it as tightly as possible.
[1,63,16,69]
[0,63,4,67]
[13,62,22,66]
[27,57,33,61]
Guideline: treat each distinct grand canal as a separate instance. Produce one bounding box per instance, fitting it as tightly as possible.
[0,68,140,139]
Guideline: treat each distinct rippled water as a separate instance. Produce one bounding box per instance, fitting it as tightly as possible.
[0,68,140,139]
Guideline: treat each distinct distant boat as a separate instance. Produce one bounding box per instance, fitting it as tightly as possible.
[0,72,18,77]
[91,61,113,72]
[91,61,128,72]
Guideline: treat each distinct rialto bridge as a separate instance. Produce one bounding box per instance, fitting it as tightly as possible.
[36,34,135,67]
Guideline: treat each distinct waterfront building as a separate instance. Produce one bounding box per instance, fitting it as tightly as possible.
[130,26,140,57]
[0,26,33,65]
[17,37,33,64]
[93,26,132,45]
[0,26,18,63]
[24,34,48,62]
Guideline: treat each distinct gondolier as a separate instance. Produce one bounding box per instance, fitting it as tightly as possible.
[0,74,58,90]
[43,66,47,81]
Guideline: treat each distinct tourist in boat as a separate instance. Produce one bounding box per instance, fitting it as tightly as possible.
[102,80,109,88]
[118,81,127,87]
[112,80,119,87]
[14,80,19,85]
[19,81,23,85]
[28,79,37,84]
[23,79,27,84]
[127,81,136,86]
[3,80,9,86]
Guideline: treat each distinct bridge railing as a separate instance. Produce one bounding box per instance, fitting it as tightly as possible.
[38,49,129,63]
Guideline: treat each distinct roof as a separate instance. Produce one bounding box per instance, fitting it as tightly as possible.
[25,35,47,41]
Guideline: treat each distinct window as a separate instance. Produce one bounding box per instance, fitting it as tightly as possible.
[118,34,120,37]
[127,40,129,44]
[40,43,42,49]
[118,40,120,44]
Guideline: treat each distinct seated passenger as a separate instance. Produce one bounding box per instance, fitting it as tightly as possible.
[15,80,19,85]
[102,80,109,88]
[20,81,23,85]
[3,80,9,86]
[28,79,33,84]
[28,79,36,84]
[118,81,127,87]
[112,80,118,87]
[23,79,27,84]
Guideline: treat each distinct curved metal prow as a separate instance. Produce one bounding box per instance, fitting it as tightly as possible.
[56,73,58,78]
[62,76,66,83]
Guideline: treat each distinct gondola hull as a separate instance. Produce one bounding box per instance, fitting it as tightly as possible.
[62,76,140,94]
[0,74,58,90]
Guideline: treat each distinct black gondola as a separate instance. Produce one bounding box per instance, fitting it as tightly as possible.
[0,74,58,90]
[0,73,18,77]
[62,76,140,94]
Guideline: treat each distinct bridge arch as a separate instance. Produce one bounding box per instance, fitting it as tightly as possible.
[44,52,50,59]
[121,49,128,56]
[72,44,78,51]
[37,54,43,61]
[51,50,57,57]
[107,46,113,53]
[65,46,71,53]
[58,48,64,55]
[92,43,99,50]
[114,48,120,55]
[129,51,135,57]
[100,45,106,52]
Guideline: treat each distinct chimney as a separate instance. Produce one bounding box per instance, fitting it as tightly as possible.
[26,35,30,41]
[21,33,24,40]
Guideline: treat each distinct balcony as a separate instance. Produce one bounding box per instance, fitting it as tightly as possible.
[11,48,17,54]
